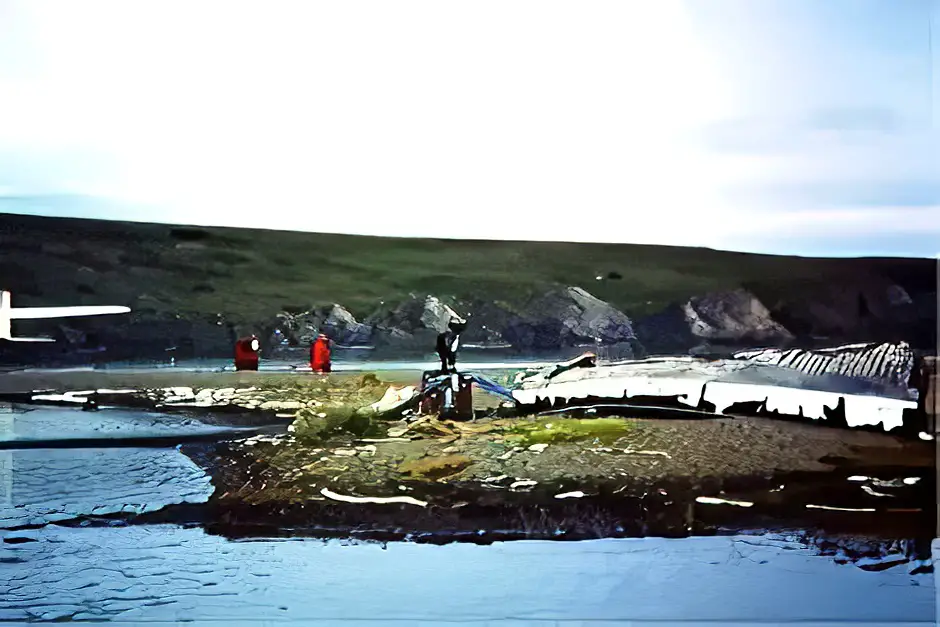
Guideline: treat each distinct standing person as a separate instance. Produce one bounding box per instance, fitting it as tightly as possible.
[235,335,261,371]
[310,333,332,373]
[435,318,466,374]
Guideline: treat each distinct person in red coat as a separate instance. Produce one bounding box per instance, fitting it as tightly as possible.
[234,335,260,371]
[310,333,332,373]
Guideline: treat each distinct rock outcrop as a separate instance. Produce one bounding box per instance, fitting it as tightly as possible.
[499,287,640,354]
[750,275,932,347]
[266,304,373,349]
[363,288,640,355]
[318,305,373,345]
[683,289,793,343]
[636,289,792,355]
[365,295,464,348]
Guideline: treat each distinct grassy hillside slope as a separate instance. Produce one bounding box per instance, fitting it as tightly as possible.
[0,212,934,327]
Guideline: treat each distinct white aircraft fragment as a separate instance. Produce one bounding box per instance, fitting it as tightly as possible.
[0,290,131,342]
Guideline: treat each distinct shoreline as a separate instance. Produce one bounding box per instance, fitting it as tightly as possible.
[1,369,934,556]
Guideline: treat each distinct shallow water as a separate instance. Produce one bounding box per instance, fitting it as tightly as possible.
[8,347,558,375]
[0,447,214,529]
[0,406,934,624]
[0,525,934,623]
[0,407,257,444]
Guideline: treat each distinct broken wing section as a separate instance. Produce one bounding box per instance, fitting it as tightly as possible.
[0,290,131,342]
[9,305,132,320]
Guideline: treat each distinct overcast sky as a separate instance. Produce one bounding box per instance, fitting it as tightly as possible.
[0,0,937,257]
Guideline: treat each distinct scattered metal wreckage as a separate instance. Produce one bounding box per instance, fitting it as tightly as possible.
[403,341,929,435]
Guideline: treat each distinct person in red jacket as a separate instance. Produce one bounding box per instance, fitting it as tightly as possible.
[234,335,260,371]
[310,333,332,373]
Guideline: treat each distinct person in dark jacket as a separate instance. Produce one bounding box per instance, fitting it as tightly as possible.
[436,318,466,374]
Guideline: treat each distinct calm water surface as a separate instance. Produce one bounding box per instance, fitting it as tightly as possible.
[0,404,934,625]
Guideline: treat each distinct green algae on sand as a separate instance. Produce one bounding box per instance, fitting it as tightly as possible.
[499,417,634,447]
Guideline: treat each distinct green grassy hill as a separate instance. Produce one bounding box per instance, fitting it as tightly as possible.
[0,212,934,328]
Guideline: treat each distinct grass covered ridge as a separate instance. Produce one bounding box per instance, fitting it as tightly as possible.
[0,212,933,326]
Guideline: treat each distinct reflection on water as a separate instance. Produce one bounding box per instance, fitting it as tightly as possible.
[0,525,934,623]
[0,407,256,444]
[0,447,213,529]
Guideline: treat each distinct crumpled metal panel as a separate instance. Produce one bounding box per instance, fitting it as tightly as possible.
[733,342,915,391]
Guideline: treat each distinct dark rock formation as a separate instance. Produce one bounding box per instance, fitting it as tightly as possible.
[361,288,640,355]
[636,289,793,355]
[320,305,373,345]
[499,287,640,354]
[749,275,936,350]
[440,299,516,347]
[265,304,373,350]
[365,295,464,348]
[683,289,793,343]
[633,304,698,355]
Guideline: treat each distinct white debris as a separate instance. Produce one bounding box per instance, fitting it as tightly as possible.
[287,424,296,433]
[320,487,427,507]
[554,491,586,499]
[355,445,377,457]
[94,388,137,395]
[624,448,672,458]
[163,387,195,399]
[695,496,753,508]
[261,400,305,410]
[850,475,921,489]
[918,432,934,441]
[860,485,894,498]
[510,479,538,490]
[511,357,918,431]
[31,391,92,403]
[806,504,876,512]
[483,475,509,483]
[369,385,417,413]
[528,443,548,454]
[496,451,513,460]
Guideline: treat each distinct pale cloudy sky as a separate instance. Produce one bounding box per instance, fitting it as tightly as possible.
[0,0,937,257]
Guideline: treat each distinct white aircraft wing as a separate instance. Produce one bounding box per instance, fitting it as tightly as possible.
[9,305,131,320]
[5,336,57,342]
